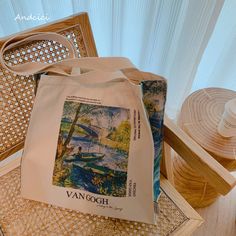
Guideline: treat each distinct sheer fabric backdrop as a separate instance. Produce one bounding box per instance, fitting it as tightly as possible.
[0,0,233,118]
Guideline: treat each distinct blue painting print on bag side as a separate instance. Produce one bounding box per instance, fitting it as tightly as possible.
[141,80,167,201]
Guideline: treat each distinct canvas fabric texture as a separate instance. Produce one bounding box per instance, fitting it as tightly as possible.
[0,32,167,224]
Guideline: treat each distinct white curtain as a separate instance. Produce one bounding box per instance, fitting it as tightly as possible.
[0,0,231,118]
[192,0,236,92]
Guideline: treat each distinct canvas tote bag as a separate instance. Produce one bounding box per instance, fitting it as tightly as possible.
[0,32,164,224]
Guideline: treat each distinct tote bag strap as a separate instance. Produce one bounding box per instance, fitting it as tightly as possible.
[0,32,135,76]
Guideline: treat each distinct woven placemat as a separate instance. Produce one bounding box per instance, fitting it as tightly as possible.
[0,167,188,236]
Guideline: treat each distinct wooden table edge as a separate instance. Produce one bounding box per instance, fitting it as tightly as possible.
[160,175,204,235]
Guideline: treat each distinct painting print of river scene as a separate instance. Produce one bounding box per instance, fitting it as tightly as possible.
[53,101,131,197]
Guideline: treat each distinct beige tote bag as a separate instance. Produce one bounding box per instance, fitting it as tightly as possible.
[0,32,162,224]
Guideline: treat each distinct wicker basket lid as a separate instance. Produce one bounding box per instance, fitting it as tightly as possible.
[180,88,236,162]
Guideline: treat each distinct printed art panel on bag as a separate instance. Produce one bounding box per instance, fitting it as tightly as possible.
[142,80,167,201]
[52,101,131,197]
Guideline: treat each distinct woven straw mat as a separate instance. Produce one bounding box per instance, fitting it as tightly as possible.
[0,167,188,236]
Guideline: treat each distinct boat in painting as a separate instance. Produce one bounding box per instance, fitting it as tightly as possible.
[64,152,105,163]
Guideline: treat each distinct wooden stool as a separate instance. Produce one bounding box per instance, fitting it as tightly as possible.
[173,88,236,208]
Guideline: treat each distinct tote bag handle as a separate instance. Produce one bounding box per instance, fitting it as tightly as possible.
[0,32,134,76]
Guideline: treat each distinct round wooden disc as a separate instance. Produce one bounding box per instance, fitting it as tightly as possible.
[180,88,236,163]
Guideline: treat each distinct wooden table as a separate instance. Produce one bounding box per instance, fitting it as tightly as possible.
[193,171,236,236]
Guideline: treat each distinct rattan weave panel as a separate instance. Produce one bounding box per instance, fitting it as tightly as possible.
[0,25,87,157]
[0,167,188,236]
